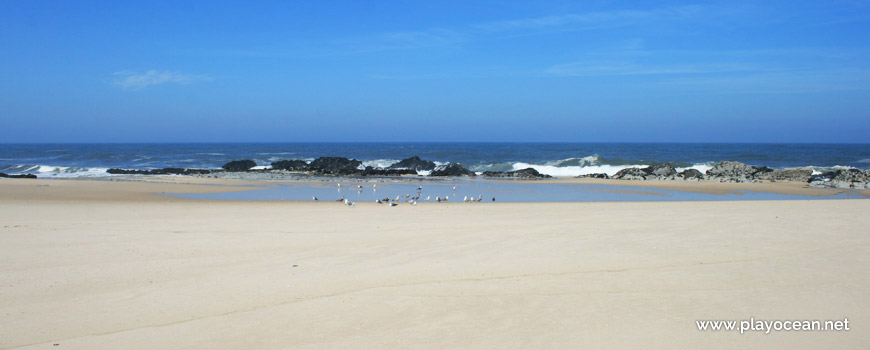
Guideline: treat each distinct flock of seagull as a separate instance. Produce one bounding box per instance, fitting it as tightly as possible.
[312,183,495,207]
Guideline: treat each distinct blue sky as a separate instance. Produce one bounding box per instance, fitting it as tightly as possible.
[1,0,869,142]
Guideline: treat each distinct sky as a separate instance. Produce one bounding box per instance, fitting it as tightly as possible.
[1,0,869,143]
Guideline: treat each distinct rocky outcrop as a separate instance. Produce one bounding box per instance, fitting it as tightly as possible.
[647,163,677,178]
[0,172,37,179]
[307,157,363,175]
[575,173,610,179]
[361,167,418,176]
[766,168,813,182]
[430,163,475,177]
[612,164,679,180]
[612,167,650,180]
[679,169,703,180]
[826,169,870,189]
[107,168,213,175]
[222,160,257,172]
[271,160,309,171]
[481,168,552,179]
[389,156,436,171]
[705,161,764,182]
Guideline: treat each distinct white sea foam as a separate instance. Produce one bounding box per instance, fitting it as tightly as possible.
[676,163,714,175]
[251,165,271,170]
[510,161,716,177]
[511,162,646,177]
[31,165,111,178]
[362,159,400,168]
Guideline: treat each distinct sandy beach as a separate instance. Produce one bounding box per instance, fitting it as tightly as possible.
[1,178,868,349]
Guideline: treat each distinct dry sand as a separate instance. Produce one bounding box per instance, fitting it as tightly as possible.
[1,178,868,349]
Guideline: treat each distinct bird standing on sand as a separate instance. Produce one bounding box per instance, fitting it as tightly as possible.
[425,196,430,201]
[336,196,345,202]
[492,197,496,202]
[376,198,383,204]
[312,196,318,201]
[344,198,355,207]
[477,195,482,202]
[389,202,398,207]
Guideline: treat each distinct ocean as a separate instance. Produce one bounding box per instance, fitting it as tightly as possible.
[1,142,869,178]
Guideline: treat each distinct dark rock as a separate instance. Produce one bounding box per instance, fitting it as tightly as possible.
[0,172,37,179]
[575,173,610,179]
[222,160,257,172]
[271,160,309,171]
[308,157,363,175]
[754,166,774,175]
[830,169,870,188]
[768,168,813,182]
[612,167,650,180]
[430,163,475,177]
[679,169,704,180]
[388,156,436,171]
[705,161,763,182]
[645,163,677,178]
[481,168,552,179]
[361,167,418,176]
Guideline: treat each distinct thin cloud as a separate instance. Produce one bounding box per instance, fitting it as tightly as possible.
[476,5,704,33]
[112,70,212,90]
[546,61,765,77]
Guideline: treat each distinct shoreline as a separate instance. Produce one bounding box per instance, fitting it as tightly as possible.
[2,176,868,203]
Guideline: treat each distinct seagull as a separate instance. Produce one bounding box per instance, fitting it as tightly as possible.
[453,185,456,191]
[336,196,345,202]
[389,202,398,207]
[357,185,363,190]
[395,195,400,202]
[410,200,417,206]
[444,196,449,201]
[372,184,377,189]
[417,186,422,191]
[463,196,468,202]
[425,195,430,201]
[344,198,355,207]
[477,195,482,202]
[337,183,341,188]
[404,194,410,198]
[312,196,318,201]
[376,198,384,204]
[492,197,496,202]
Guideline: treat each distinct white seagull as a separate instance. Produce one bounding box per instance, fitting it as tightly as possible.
[312,196,318,201]
[344,199,355,207]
